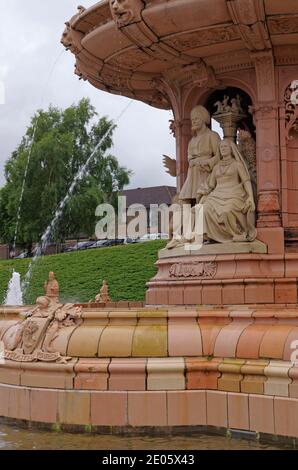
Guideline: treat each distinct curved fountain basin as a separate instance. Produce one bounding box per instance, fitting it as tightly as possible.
[63,0,298,108]
[0,305,298,440]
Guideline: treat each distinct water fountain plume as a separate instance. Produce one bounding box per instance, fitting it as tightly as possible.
[21,98,134,298]
[5,271,23,306]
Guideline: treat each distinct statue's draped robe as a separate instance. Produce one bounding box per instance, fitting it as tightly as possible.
[179,128,220,200]
[202,159,256,243]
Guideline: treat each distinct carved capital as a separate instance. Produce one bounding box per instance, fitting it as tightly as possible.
[251,50,275,102]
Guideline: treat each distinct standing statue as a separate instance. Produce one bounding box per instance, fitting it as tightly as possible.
[163,105,220,249]
[199,139,257,243]
[179,105,221,203]
[44,272,59,301]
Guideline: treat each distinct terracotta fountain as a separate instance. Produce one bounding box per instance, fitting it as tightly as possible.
[1,0,298,442]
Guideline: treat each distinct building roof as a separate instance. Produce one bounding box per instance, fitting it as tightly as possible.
[121,186,176,208]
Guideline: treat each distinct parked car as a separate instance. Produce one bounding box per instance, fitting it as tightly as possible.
[124,237,138,244]
[14,251,30,259]
[88,239,125,249]
[64,241,95,252]
[89,240,109,249]
[137,233,169,242]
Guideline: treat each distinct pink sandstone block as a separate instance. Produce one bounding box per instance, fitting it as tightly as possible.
[155,287,169,305]
[227,393,249,430]
[30,389,58,424]
[202,283,222,305]
[264,361,292,397]
[259,325,296,359]
[249,395,275,434]
[206,391,228,428]
[274,280,297,304]
[222,282,245,305]
[147,358,185,390]
[274,397,298,438]
[186,358,221,390]
[167,391,207,426]
[283,327,298,361]
[289,366,298,398]
[146,289,156,305]
[168,286,184,305]
[20,361,76,389]
[109,359,146,391]
[0,384,10,417]
[214,319,253,358]
[128,391,167,427]
[0,360,22,386]
[218,359,245,393]
[244,280,274,304]
[74,359,109,390]
[198,315,231,356]
[67,324,106,357]
[285,257,298,278]
[98,316,137,357]
[257,227,284,254]
[58,390,91,426]
[91,391,127,426]
[236,324,270,359]
[240,360,269,395]
[168,317,202,356]
[8,386,30,421]
[183,285,202,305]
[52,325,80,356]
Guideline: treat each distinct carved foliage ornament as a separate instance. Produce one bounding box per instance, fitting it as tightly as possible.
[268,15,298,35]
[164,26,240,52]
[285,81,298,141]
[169,262,217,279]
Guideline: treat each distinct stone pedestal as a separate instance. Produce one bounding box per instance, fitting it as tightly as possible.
[146,245,298,306]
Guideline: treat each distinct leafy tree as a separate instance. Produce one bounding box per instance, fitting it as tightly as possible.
[0,98,131,249]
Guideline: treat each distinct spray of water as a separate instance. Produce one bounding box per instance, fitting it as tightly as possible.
[5,271,23,306]
[13,50,66,251]
[21,99,134,298]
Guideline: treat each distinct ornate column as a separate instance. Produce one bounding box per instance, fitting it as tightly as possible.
[251,51,283,252]
[227,0,284,252]
[175,118,191,192]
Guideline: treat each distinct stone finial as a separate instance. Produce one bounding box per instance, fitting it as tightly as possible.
[95,280,111,304]
[44,272,59,301]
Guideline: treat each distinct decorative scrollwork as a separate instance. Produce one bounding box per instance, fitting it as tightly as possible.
[285,82,298,141]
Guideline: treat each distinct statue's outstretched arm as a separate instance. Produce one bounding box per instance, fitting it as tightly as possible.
[163,154,177,177]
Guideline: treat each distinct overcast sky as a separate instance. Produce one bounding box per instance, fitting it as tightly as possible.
[0,0,176,189]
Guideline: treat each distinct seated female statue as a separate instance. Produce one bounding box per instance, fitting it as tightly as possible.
[199,139,257,243]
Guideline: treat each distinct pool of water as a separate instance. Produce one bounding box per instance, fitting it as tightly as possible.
[0,424,287,450]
